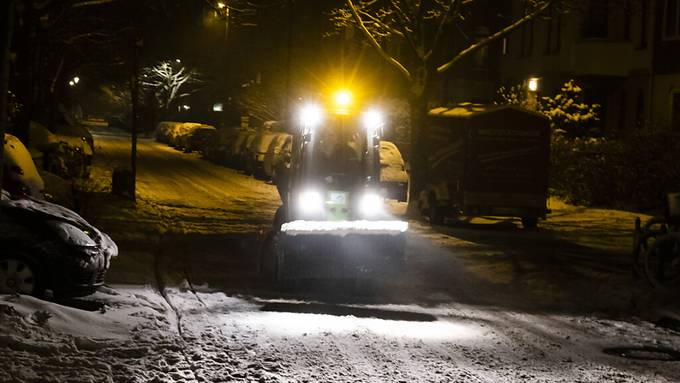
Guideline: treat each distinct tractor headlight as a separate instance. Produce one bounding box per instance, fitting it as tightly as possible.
[358,192,384,218]
[299,103,323,133]
[298,189,324,216]
[362,109,383,136]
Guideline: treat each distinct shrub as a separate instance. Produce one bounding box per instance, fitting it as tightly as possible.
[551,132,680,211]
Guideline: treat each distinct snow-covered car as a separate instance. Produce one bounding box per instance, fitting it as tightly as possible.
[2,134,45,199]
[380,141,409,202]
[232,130,257,171]
[246,130,280,178]
[204,126,240,164]
[29,121,93,179]
[0,193,118,297]
[181,125,217,153]
[263,132,292,180]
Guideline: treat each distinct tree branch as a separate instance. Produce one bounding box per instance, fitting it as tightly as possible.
[426,0,458,61]
[71,0,119,8]
[388,0,421,59]
[358,10,404,37]
[346,0,412,82]
[436,0,551,74]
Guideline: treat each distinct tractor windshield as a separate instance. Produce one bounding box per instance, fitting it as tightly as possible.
[304,117,367,189]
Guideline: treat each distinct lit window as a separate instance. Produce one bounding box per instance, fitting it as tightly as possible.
[664,0,680,40]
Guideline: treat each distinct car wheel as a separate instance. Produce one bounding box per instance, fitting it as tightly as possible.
[0,253,45,296]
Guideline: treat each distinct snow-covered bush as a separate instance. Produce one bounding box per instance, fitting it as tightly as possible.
[496,79,601,137]
[541,80,600,137]
[496,80,678,210]
[551,132,680,210]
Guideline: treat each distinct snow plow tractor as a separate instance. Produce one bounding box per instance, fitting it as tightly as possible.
[262,90,408,288]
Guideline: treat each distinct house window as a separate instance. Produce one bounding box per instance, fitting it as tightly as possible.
[544,12,561,54]
[664,0,680,40]
[520,19,534,57]
[583,0,609,38]
[638,0,648,48]
[672,91,680,131]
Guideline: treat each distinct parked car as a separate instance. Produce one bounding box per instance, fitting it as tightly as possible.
[0,193,118,297]
[263,132,292,180]
[178,125,217,153]
[2,134,45,199]
[29,121,93,180]
[204,126,240,164]
[379,140,409,202]
[233,130,257,171]
[155,121,184,144]
[246,130,280,178]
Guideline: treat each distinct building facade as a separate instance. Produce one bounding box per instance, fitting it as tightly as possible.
[497,0,680,133]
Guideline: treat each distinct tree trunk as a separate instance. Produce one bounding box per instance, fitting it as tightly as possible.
[407,91,429,214]
[14,0,36,143]
[0,0,15,191]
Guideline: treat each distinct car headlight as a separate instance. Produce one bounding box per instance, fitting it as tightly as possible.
[297,189,324,216]
[358,192,384,217]
[47,221,97,247]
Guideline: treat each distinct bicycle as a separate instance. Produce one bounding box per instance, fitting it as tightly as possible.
[633,193,680,289]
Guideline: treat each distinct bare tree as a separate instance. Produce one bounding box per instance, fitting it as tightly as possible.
[140,61,201,114]
[332,0,558,204]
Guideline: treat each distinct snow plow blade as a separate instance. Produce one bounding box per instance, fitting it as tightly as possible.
[278,220,407,280]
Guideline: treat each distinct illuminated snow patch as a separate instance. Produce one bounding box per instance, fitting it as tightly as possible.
[280,220,408,236]
[238,311,478,341]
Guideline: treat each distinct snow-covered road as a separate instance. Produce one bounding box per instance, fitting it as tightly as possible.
[2,128,679,382]
[2,286,679,382]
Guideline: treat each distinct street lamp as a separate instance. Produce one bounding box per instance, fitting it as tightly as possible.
[528,77,539,92]
[526,77,540,111]
[217,1,226,8]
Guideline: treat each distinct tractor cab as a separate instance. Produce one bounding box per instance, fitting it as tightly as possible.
[286,95,385,222]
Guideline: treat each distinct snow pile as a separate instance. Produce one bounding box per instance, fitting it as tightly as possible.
[379,140,408,183]
[281,219,408,236]
[3,133,45,199]
[0,286,180,383]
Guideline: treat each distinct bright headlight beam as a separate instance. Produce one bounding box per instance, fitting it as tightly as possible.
[359,192,384,217]
[299,104,323,130]
[363,109,383,134]
[298,189,324,215]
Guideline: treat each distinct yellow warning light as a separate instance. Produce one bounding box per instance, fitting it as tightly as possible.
[334,90,352,108]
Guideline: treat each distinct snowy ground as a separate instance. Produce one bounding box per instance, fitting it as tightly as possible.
[2,285,679,382]
[2,126,680,382]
